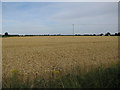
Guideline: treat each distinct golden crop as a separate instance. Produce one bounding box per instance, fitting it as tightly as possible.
[2,36,119,80]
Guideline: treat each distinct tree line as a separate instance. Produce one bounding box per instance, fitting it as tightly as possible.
[1,32,120,37]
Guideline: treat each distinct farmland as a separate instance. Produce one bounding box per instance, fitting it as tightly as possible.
[2,36,119,88]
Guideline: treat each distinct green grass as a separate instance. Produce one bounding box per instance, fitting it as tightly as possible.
[2,64,120,88]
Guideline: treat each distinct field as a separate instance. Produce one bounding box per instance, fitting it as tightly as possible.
[2,36,119,88]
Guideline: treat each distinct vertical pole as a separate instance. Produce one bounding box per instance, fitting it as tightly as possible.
[73,24,74,37]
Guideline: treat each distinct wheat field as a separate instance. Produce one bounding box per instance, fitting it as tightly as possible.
[2,36,119,81]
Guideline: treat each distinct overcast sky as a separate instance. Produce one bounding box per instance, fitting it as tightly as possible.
[2,2,118,35]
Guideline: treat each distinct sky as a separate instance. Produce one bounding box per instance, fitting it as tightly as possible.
[0,2,1,34]
[2,2,118,35]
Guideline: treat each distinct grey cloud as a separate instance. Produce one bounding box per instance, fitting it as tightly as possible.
[2,2,118,34]
[51,2,117,24]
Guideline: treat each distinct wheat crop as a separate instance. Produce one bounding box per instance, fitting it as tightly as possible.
[2,36,119,81]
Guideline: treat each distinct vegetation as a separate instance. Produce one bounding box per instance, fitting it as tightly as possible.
[5,32,9,36]
[2,32,120,37]
[2,64,120,88]
[2,36,119,88]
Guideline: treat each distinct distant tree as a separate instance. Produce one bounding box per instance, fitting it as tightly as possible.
[93,34,96,36]
[105,32,111,36]
[118,32,120,36]
[115,33,118,36]
[5,32,8,36]
[100,33,104,36]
